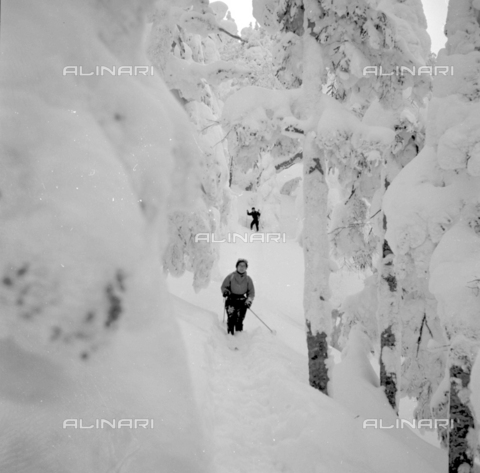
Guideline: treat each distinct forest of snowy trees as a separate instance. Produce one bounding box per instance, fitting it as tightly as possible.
[1,0,480,472]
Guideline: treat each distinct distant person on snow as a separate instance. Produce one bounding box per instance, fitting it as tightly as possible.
[221,258,255,335]
[247,207,261,232]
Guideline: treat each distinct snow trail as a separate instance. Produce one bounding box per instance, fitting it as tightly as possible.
[174,294,445,473]
[208,328,279,473]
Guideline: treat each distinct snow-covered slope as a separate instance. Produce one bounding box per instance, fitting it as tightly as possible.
[170,274,447,472]
[168,228,447,472]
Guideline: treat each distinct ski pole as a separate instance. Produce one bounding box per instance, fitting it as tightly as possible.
[248,308,275,334]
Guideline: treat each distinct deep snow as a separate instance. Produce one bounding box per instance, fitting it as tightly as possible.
[168,203,447,472]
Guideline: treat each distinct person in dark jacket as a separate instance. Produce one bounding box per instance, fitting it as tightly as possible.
[247,207,261,232]
[221,258,255,335]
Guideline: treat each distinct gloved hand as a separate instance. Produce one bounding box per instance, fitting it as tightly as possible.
[245,298,252,308]
[223,289,230,298]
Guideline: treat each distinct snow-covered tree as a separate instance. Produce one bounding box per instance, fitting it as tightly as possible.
[221,85,303,230]
[147,0,252,290]
[0,0,209,470]
[251,0,432,400]
[312,0,431,410]
[214,18,302,229]
[216,21,282,95]
[384,0,480,468]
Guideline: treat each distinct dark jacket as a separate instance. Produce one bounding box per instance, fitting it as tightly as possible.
[247,210,261,221]
[221,271,255,301]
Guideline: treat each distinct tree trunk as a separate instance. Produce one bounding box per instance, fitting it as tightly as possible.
[228,155,233,188]
[302,8,331,393]
[449,358,475,473]
[303,133,331,395]
[377,202,401,412]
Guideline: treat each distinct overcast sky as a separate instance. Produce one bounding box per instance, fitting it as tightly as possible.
[221,0,449,54]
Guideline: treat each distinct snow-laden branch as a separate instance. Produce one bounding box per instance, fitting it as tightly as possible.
[222,85,302,128]
[329,209,381,236]
[178,9,246,42]
[316,97,396,170]
[167,56,253,101]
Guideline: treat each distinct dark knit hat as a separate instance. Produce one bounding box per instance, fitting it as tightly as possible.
[236,258,248,268]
